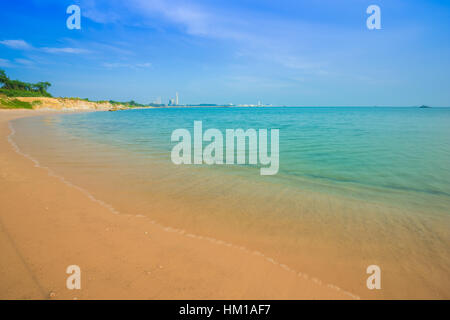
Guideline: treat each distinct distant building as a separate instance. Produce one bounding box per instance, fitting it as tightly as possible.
[168,93,179,106]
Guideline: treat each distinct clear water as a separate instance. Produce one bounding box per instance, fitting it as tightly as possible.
[56,107,450,213]
[12,107,450,298]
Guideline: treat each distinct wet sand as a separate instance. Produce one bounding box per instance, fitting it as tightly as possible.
[0,110,355,299]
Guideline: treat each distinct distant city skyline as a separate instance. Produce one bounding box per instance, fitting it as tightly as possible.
[1,1,450,106]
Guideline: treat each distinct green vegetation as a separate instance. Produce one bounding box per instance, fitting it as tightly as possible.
[31,100,42,107]
[0,97,33,109]
[109,100,150,107]
[0,69,163,108]
[60,97,92,101]
[59,98,150,107]
[0,69,52,97]
[109,100,166,107]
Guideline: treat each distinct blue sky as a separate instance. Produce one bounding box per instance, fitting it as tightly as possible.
[0,0,449,106]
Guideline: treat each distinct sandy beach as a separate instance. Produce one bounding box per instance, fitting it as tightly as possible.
[0,110,355,300]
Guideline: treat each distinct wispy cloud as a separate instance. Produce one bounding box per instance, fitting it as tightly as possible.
[0,58,13,67]
[41,47,90,54]
[102,62,152,69]
[80,0,253,40]
[80,0,211,35]
[81,0,124,24]
[1,39,90,55]
[78,0,330,75]
[226,74,304,90]
[0,57,34,68]
[0,39,32,50]
[14,58,34,65]
[133,0,211,36]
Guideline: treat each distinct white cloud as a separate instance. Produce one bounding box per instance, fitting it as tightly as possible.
[15,58,34,65]
[102,62,152,69]
[0,39,32,50]
[0,39,89,55]
[0,57,35,68]
[136,62,152,68]
[79,1,329,76]
[79,1,335,77]
[0,58,13,67]
[80,0,230,38]
[81,0,124,24]
[41,47,90,54]
[135,0,211,36]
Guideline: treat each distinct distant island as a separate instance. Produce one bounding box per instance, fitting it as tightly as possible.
[419,105,431,108]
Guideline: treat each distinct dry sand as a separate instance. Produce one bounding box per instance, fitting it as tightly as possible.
[0,110,355,300]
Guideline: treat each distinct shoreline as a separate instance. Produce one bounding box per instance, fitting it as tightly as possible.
[0,109,355,299]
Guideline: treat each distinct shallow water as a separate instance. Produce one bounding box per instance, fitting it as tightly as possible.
[12,107,450,298]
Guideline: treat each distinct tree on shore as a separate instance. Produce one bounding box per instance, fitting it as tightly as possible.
[0,69,8,85]
[33,81,51,93]
[0,69,52,96]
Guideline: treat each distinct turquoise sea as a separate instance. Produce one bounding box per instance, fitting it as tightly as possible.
[12,107,450,298]
[55,107,450,212]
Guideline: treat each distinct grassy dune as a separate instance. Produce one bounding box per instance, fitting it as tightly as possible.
[0,96,34,109]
